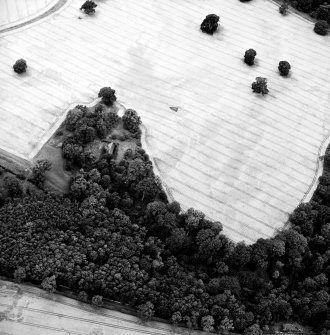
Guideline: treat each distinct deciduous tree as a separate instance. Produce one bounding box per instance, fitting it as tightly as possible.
[200,14,220,35]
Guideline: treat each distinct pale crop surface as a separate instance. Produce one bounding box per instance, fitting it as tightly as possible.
[0,0,329,242]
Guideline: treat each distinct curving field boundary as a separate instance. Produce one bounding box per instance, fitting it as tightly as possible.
[0,0,71,36]
[300,132,330,203]
[1,0,330,243]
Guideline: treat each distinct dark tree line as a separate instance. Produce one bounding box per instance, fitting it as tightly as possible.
[0,104,330,334]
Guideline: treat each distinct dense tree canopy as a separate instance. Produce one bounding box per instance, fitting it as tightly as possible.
[0,97,330,334]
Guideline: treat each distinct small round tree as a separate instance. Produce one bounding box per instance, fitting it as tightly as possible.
[122,109,141,133]
[200,14,220,35]
[279,2,289,15]
[251,77,269,95]
[13,59,27,74]
[98,87,117,106]
[278,60,291,76]
[314,20,329,35]
[244,49,257,66]
[80,1,97,15]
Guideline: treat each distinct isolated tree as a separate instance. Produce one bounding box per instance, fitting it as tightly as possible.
[279,2,289,15]
[314,20,329,35]
[80,1,97,15]
[13,59,27,74]
[251,77,269,95]
[41,275,57,293]
[98,87,117,106]
[278,61,291,76]
[200,14,220,34]
[122,109,141,133]
[244,49,257,66]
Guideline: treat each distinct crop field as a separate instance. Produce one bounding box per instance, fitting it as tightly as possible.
[0,0,329,242]
[0,0,56,27]
[0,279,207,335]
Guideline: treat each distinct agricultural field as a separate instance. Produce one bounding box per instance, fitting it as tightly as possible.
[0,279,207,335]
[0,0,56,28]
[0,0,329,242]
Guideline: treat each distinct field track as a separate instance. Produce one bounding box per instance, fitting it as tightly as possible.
[0,0,329,242]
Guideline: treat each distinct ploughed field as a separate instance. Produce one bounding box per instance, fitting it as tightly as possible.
[0,0,329,242]
[0,0,56,27]
[0,280,207,335]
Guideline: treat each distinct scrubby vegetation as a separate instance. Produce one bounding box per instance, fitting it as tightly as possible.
[200,14,220,35]
[13,59,27,74]
[1,87,330,334]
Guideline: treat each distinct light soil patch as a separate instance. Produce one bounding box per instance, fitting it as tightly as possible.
[0,0,330,242]
[0,279,208,335]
